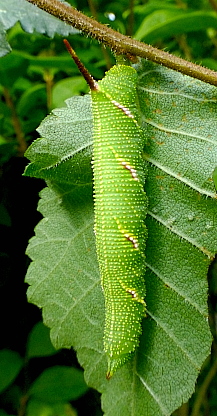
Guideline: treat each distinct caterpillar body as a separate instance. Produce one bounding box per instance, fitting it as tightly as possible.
[63,41,147,379]
[92,65,147,378]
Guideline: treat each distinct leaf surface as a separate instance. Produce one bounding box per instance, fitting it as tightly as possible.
[25,95,92,184]
[25,60,216,416]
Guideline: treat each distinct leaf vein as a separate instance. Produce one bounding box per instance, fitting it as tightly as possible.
[146,309,200,368]
[145,261,206,315]
[144,158,216,198]
[143,119,217,145]
[138,86,217,103]
[135,372,170,416]
[147,211,214,258]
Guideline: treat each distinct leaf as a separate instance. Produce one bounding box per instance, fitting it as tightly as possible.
[0,0,78,57]
[25,60,216,415]
[0,203,11,226]
[123,1,178,20]
[201,58,217,72]
[0,141,17,165]
[16,84,48,134]
[0,411,14,416]
[27,322,58,358]
[213,166,217,191]
[0,51,29,88]
[24,95,93,184]
[137,60,217,199]
[17,85,47,117]
[0,25,11,57]
[0,350,23,393]
[26,400,77,416]
[29,366,88,402]
[51,77,88,109]
[134,10,217,42]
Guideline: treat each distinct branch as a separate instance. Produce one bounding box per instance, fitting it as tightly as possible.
[25,0,217,87]
[209,0,217,13]
[190,356,217,416]
[3,87,27,156]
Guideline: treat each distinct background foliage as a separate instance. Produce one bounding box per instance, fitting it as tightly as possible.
[1,0,217,415]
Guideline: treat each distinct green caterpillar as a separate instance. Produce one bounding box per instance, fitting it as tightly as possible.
[64,41,147,378]
[92,65,147,378]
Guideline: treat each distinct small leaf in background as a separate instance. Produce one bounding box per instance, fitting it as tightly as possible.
[0,51,28,87]
[26,399,77,416]
[0,350,23,393]
[0,411,14,416]
[51,77,88,109]
[16,84,48,134]
[27,322,58,358]
[212,166,217,191]
[201,58,217,72]
[17,85,47,118]
[0,203,11,227]
[29,366,88,403]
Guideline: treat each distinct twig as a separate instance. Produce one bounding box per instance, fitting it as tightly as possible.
[190,357,217,416]
[18,395,29,416]
[209,0,217,13]
[43,69,54,110]
[87,0,112,69]
[175,34,192,61]
[126,0,135,37]
[25,0,217,87]
[175,402,189,416]
[3,87,27,156]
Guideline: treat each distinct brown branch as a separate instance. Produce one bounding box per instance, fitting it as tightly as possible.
[3,87,27,156]
[209,0,217,13]
[25,0,217,87]
[18,395,29,416]
[174,402,189,416]
[87,0,112,69]
[190,356,217,416]
[43,69,54,111]
[126,0,135,37]
[175,34,192,61]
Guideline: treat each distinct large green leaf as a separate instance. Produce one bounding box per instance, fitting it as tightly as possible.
[24,60,216,415]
